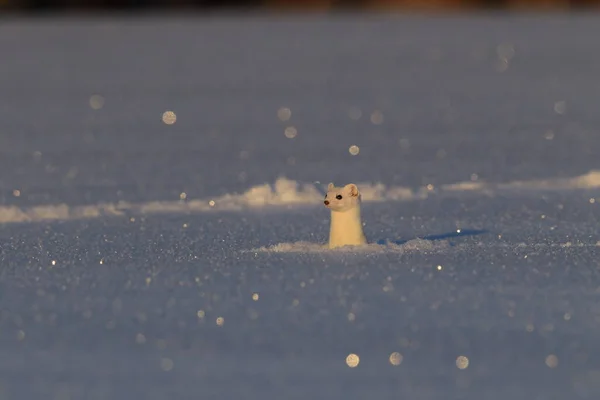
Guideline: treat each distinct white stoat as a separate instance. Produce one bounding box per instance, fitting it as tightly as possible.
[323,182,367,249]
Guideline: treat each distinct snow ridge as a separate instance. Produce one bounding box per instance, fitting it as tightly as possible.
[1,170,600,225]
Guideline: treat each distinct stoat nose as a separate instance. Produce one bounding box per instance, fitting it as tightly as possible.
[324,200,329,205]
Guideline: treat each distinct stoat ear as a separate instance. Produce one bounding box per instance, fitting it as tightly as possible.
[327,183,335,191]
[345,183,359,197]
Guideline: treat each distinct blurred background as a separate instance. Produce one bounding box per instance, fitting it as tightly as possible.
[2,0,600,398]
[1,0,599,12]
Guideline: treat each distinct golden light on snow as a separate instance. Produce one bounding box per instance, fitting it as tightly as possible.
[349,145,360,155]
[545,354,559,368]
[216,317,225,326]
[346,353,360,368]
[12,189,20,197]
[554,101,566,115]
[284,126,297,139]
[160,358,174,371]
[89,94,105,110]
[162,111,177,125]
[370,110,384,125]
[252,293,260,301]
[389,352,403,366]
[277,107,291,121]
[456,355,469,369]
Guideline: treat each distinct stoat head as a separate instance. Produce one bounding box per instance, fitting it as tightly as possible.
[323,183,361,212]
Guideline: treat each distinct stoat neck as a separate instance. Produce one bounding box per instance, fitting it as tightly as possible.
[331,206,362,225]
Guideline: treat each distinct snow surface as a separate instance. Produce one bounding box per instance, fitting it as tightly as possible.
[1,13,600,400]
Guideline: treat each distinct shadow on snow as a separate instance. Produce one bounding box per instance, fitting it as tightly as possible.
[376,229,488,246]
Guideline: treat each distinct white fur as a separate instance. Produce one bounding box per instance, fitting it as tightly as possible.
[324,183,367,249]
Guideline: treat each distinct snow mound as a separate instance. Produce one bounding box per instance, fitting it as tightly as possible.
[2,170,600,225]
[443,170,600,192]
[0,177,419,224]
[248,238,450,254]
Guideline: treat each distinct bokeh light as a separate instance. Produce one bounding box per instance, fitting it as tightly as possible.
[160,358,174,371]
[545,354,559,368]
[346,353,360,368]
[389,352,403,366]
[456,355,469,369]
[370,110,384,125]
[284,126,297,139]
[89,94,104,110]
[162,111,177,125]
[277,107,291,121]
[554,101,566,115]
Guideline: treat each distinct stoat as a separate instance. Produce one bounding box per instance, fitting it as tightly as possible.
[323,183,367,249]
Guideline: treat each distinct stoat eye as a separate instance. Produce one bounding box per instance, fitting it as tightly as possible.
[336,195,343,200]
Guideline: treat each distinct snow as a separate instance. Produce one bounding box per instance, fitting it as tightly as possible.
[250,238,452,253]
[1,13,600,400]
[3,170,600,224]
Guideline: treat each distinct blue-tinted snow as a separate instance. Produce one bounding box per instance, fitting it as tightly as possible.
[1,13,600,400]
